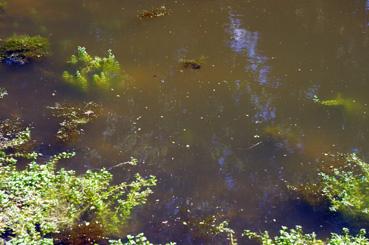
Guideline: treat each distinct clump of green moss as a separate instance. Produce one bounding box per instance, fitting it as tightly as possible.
[47,101,101,142]
[62,46,127,91]
[137,6,169,19]
[244,226,368,245]
[0,35,49,65]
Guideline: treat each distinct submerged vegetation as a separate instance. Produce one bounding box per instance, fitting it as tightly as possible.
[178,56,206,70]
[63,46,127,91]
[137,6,169,19]
[313,94,362,115]
[0,35,49,65]
[47,102,101,142]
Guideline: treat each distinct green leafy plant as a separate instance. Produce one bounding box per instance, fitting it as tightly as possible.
[0,35,49,65]
[319,153,369,221]
[47,101,101,142]
[109,233,175,245]
[244,226,368,245]
[0,127,156,243]
[62,46,127,91]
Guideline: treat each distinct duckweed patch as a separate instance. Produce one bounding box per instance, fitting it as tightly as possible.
[62,46,127,91]
[0,35,49,65]
[47,101,101,142]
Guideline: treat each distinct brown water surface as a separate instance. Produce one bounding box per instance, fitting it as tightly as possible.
[1,0,369,244]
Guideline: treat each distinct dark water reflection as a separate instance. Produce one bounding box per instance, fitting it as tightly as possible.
[1,0,369,244]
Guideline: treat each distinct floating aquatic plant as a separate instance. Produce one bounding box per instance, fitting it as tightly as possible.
[47,101,101,142]
[0,35,49,65]
[63,46,127,91]
[137,6,169,19]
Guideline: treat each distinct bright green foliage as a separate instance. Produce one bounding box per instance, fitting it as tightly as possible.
[319,153,369,221]
[0,35,49,65]
[109,233,175,245]
[244,226,369,245]
[212,221,238,245]
[63,46,126,91]
[244,226,323,245]
[328,228,368,245]
[0,129,157,243]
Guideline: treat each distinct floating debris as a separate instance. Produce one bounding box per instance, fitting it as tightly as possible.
[179,56,206,70]
[0,35,49,65]
[138,6,169,19]
[48,102,101,142]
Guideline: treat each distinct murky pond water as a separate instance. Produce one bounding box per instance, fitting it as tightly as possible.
[1,0,369,244]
